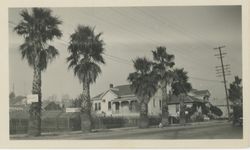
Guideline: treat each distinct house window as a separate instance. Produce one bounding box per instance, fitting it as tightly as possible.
[159,100,162,109]
[98,103,101,110]
[108,101,111,110]
[95,103,97,111]
[153,99,156,107]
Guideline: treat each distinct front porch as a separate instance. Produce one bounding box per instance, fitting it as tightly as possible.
[111,97,140,117]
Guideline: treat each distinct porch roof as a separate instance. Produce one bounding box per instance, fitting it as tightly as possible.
[112,95,138,102]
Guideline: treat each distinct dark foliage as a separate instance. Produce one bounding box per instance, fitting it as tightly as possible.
[210,105,223,116]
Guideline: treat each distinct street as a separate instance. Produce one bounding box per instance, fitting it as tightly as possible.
[11,121,242,140]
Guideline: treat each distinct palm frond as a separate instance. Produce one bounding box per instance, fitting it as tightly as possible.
[172,68,192,95]
[67,25,105,84]
[128,57,158,103]
[14,8,62,70]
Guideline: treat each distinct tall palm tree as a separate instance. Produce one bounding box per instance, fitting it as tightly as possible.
[128,57,158,128]
[67,25,105,132]
[152,46,175,126]
[171,68,192,125]
[14,8,62,136]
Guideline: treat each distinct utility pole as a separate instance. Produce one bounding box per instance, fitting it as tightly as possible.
[214,46,231,120]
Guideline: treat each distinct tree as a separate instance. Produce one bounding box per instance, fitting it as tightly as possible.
[71,94,84,108]
[67,25,105,132]
[228,76,242,105]
[171,68,192,125]
[14,8,62,136]
[210,104,223,117]
[228,76,243,125]
[128,57,158,128]
[152,46,175,126]
[44,101,62,111]
[9,92,15,100]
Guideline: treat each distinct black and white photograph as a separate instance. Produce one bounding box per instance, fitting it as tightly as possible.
[1,0,249,148]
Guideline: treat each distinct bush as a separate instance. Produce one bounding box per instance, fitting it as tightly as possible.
[92,116,161,129]
[210,105,223,117]
[190,112,204,122]
[232,104,242,123]
[149,116,161,126]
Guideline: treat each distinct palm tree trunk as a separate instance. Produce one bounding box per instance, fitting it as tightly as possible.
[161,85,169,126]
[139,100,149,128]
[28,65,42,136]
[179,94,185,125]
[81,81,92,132]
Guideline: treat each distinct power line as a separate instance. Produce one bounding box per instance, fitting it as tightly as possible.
[9,21,224,84]
[189,76,222,83]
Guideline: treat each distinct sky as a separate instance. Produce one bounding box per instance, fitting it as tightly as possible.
[9,6,242,104]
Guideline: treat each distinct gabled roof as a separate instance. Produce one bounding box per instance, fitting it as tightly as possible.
[92,84,134,100]
[92,92,104,99]
[110,85,134,97]
[168,95,204,104]
[190,89,210,96]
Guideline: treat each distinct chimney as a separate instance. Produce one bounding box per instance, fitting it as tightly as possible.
[109,84,114,89]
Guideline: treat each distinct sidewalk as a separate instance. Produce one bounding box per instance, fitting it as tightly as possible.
[10,120,230,139]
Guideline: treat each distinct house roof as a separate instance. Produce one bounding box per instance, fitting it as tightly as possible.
[92,84,134,100]
[168,95,203,104]
[110,85,134,97]
[190,89,210,96]
[92,92,104,99]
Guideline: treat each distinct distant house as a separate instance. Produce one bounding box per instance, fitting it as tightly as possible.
[189,89,211,102]
[9,95,27,112]
[91,84,162,117]
[167,89,211,118]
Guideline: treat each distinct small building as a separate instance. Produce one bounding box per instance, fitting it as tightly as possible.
[168,89,210,117]
[91,84,162,117]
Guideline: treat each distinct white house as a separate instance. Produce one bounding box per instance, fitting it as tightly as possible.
[91,84,162,117]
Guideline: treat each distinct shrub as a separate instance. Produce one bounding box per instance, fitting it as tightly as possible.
[210,105,223,117]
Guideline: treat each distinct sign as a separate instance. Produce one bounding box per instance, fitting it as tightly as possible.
[27,94,38,104]
[66,107,81,113]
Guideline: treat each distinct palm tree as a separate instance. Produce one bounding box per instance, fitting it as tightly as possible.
[128,57,158,128]
[152,46,175,126]
[67,25,105,132]
[14,8,62,136]
[171,68,192,125]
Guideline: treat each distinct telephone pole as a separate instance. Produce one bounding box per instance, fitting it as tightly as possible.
[214,46,231,120]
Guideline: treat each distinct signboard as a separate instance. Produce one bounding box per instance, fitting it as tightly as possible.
[66,107,81,113]
[27,94,38,104]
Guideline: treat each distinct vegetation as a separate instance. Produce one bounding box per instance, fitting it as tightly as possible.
[210,104,223,117]
[67,25,105,132]
[152,46,175,126]
[14,8,62,136]
[228,76,243,125]
[228,76,242,104]
[70,94,84,108]
[171,68,192,125]
[44,102,62,111]
[128,57,158,128]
